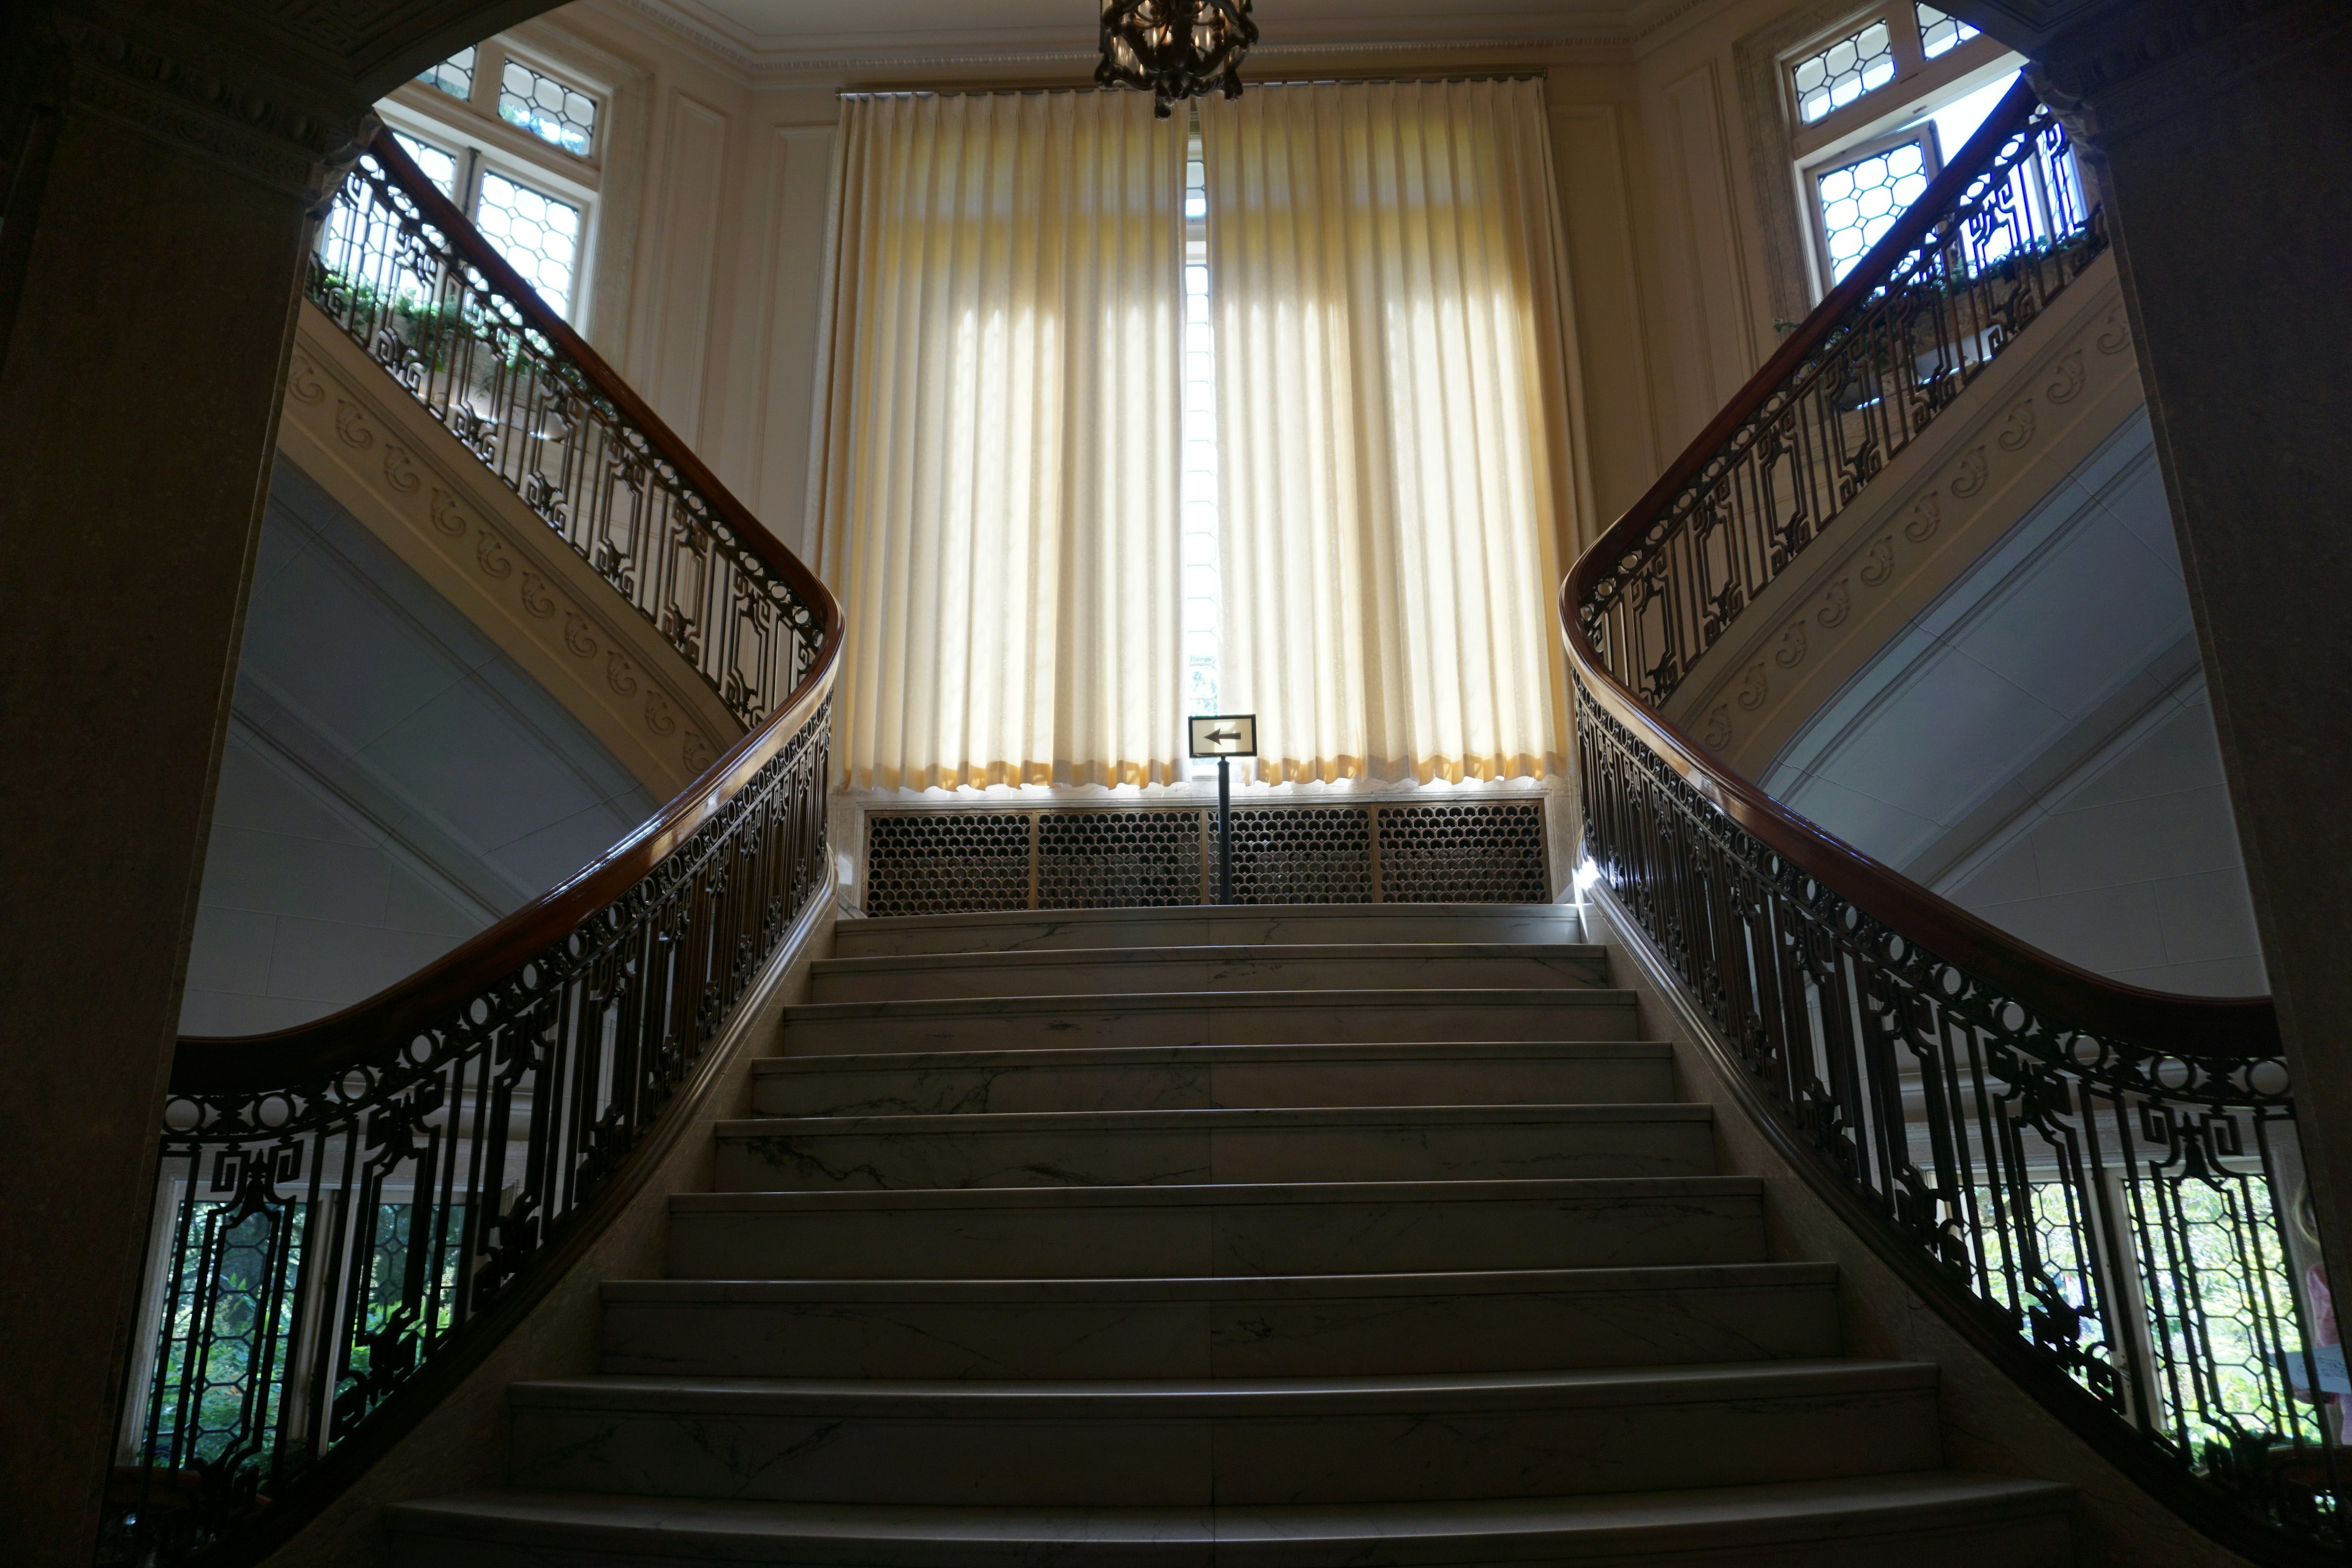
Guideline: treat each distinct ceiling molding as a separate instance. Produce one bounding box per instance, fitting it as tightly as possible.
[609,0,1629,83]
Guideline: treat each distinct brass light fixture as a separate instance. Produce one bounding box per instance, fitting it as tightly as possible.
[1096,0,1259,118]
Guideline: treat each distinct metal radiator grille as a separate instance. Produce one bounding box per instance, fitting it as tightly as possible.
[863,797,1547,914]
[1231,806,1373,904]
[1038,810,1204,908]
[865,812,1031,917]
[1378,801,1549,903]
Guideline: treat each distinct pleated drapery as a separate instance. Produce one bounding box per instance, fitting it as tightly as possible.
[809,91,1186,791]
[1202,80,1582,785]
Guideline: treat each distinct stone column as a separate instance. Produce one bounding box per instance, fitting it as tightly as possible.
[0,11,369,1561]
[1961,0,2352,1308]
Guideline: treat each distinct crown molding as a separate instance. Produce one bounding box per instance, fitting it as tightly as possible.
[608,0,1631,84]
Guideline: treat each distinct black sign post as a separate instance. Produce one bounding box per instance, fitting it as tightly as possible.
[1188,715,1258,905]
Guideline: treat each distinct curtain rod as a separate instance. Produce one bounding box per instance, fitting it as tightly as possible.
[839,70,1545,100]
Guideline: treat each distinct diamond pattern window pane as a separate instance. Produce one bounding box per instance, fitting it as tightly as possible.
[1915,2,1981,58]
[1791,18,1896,124]
[475,168,582,314]
[1815,135,1932,282]
[417,47,474,100]
[392,132,458,198]
[499,59,598,156]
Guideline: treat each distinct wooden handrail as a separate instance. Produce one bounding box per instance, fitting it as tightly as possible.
[1559,77,2278,1057]
[170,127,845,1093]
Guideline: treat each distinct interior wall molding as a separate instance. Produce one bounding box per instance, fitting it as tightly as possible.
[606,0,1629,85]
[44,7,377,200]
[1658,250,2141,777]
[1727,0,1880,339]
[2026,0,2344,152]
[280,302,744,799]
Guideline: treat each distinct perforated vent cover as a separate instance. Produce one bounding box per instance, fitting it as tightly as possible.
[865,812,1030,917]
[1379,801,1549,903]
[863,798,1547,914]
[1039,810,1204,908]
[1230,806,1373,904]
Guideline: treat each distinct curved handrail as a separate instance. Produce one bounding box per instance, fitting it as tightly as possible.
[105,129,843,1566]
[1561,79,2342,1559]
[1565,78,2272,1049]
[175,127,843,1085]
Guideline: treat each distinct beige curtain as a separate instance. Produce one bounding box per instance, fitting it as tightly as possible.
[809,91,1186,790]
[1202,80,1586,785]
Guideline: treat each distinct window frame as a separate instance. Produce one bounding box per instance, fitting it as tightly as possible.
[380,39,606,324]
[1777,4,2019,295]
[1803,124,1942,289]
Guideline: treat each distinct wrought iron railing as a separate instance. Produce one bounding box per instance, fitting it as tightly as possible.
[1579,86,2104,708]
[309,141,822,728]
[1563,80,2344,1561]
[101,130,843,1567]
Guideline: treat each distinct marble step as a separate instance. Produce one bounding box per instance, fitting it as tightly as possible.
[750,1041,1677,1117]
[386,1471,2074,1567]
[668,1177,1770,1280]
[809,944,1611,1003]
[503,1361,1943,1507]
[835,902,1589,959]
[599,1264,1842,1380]
[780,987,1642,1055]
[712,1103,1715,1191]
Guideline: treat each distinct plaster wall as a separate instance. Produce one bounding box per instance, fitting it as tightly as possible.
[182,461,661,1036]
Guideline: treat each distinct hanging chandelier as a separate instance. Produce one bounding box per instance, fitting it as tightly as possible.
[1096,0,1259,118]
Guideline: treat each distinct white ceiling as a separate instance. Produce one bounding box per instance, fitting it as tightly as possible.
[642,0,1626,62]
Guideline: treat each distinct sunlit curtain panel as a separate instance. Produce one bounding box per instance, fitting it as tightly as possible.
[809,90,1186,790]
[1202,79,1584,785]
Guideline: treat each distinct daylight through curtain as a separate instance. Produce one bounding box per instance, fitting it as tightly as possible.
[809,91,1186,790]
[1202,79,1581,784]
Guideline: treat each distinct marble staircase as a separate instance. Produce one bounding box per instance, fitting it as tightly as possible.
[386,903,2073,1564]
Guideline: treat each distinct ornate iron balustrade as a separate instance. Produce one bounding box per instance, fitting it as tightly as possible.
[309,137,820,728]
[1580,86,2104,708]
[1562,79,2342,1562]
[102,130,844,1567]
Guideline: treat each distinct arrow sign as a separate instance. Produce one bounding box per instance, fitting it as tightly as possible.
[1189,714,1258,758]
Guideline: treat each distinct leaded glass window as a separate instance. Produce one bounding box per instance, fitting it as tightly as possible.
[1915,2,1981,59]
[1791,19,1896,125]
[1813,134,1933,282]
[417,47,474,100]
[473,170,582,312]
[498,58,598,157]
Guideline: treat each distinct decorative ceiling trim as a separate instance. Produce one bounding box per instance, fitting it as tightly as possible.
[608,0,1628,83]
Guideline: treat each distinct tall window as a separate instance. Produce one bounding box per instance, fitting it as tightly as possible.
[1784,4,2015,289]
[382,42,604,319]
[1180,122,1225,737]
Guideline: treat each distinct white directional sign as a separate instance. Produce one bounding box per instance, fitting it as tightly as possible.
[1188,714,1258,758]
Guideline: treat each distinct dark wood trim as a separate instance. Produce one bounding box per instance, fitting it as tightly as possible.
[169,128,846,1093]
[1591,880,2343,1567]
[1559,75,2278,1057]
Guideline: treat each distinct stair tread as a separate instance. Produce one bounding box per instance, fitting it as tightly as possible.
[673,1175,1764,1213]
[508,1358,1936,1414]
[608,1263,1837,1302]
[388,1471,2070,1555]
[783,986,1638,1018]
[757,1039,1673,1072]
[816,943,1609,972]
[720,1103,1708,1137]
[849,903,1584,932]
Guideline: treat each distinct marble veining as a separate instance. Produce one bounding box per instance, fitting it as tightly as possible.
[383,903,2070,1566]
